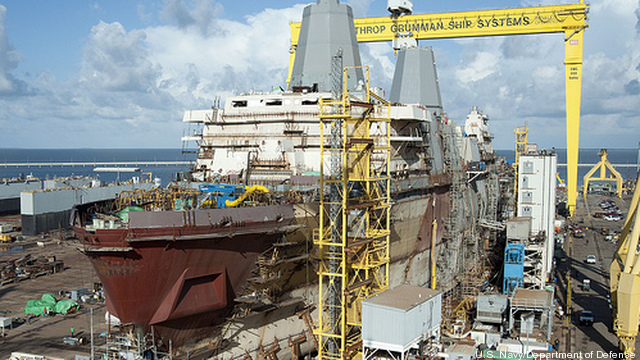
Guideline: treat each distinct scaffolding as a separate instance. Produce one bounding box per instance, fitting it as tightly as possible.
[314,65,391,360]
[514,126,529,212]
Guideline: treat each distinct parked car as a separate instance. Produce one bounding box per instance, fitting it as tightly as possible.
[585,255,597,264]
[604,215,621,221]
[579,310,594,326]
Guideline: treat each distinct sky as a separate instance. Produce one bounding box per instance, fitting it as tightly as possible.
[0,0,638,150]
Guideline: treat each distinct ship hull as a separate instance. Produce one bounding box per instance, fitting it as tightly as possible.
[72,186,454,349]
[73,204,300,345]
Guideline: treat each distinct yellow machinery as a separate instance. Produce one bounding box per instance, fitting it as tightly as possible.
[610,176,640,354]
[290,2,588,216]
[315,66,391,359]
[582,149,624,198]
[225,185,270,207]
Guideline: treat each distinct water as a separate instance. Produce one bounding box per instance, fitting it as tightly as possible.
[0,149,195,187]
[0,148,637,187]
[496,148,639,185]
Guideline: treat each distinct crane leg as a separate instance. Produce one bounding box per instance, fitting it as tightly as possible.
[564,29,584,217]
[614,272,640,354]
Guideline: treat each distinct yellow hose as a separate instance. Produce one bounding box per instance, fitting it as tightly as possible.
[225,185,269,207]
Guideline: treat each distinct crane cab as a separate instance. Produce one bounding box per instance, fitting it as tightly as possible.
[388,0,413,17]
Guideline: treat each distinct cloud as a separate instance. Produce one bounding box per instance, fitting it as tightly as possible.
[345,0,374,17]
[1,0,640,150]
[0,5,26,95]
[159,0,224,36]
[637,1,640,33]
[80,21,161,92]
[0,1,306,147]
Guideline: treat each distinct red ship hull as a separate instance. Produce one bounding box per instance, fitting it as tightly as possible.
[73,204,299,346]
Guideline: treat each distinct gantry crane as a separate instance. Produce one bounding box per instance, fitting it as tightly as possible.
[610,177,640,354]
[582,149,624,198]
[289,1,588,217]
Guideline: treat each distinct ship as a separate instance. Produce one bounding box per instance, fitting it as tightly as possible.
[71,0,512,356]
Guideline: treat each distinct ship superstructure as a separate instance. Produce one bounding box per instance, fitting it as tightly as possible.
[72,0,510,356]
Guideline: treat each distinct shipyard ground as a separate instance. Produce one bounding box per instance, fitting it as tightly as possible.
[0,216,104,360]
[553,193,640,355]
[2,192,640,359]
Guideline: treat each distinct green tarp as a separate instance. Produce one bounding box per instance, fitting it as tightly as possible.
[23,293,78,316]
[116,206,144,222]
[54,299,78,314]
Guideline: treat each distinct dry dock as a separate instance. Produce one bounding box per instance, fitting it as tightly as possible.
[2,190,640,358]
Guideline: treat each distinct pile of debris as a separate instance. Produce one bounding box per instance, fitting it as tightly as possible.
[1,254,64,286]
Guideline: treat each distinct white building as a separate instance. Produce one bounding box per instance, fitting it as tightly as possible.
[517,151,557,286]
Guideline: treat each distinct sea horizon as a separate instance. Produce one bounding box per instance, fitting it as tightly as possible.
[0,147,637,186]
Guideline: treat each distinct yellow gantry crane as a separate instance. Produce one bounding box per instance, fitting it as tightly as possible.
[315,66,391,359]
[610,177,640,354]
[582,149,624,198]
[290,1,588,217]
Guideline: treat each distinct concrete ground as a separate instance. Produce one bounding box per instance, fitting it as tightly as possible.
[0,225,106,360]
[553,192,640,356]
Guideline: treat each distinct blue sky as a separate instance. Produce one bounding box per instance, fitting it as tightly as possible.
[1,0,639,149]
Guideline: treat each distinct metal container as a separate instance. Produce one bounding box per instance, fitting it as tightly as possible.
[362,285,441,353]
[506,217,531,240]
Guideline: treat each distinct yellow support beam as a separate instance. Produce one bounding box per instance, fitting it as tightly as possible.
[565,27,585,215]
[610,176,640,354]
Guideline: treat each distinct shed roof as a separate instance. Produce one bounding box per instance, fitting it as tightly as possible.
[477,294,509,313]
[364,284,440,311]
[511,288,553,308]
[446,344,476,356]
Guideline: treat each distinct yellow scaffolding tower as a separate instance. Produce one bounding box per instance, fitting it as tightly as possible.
[514,126,528,212]
[315,66,391,360]
[582,149,624,198]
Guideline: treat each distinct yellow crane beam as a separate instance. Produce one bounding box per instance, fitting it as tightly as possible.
[289,1,588,216]
[610,176,640,354]
[290,4,587,45]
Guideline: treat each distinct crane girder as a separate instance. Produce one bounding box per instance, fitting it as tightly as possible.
[289,1,588,216]
[290,4,588,45]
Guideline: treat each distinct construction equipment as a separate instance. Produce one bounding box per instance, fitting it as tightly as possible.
[514,126,528,212]
[315,65,391,360]
[583,149,624,198]
[610,175,640,354]
[289,1,588,216]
